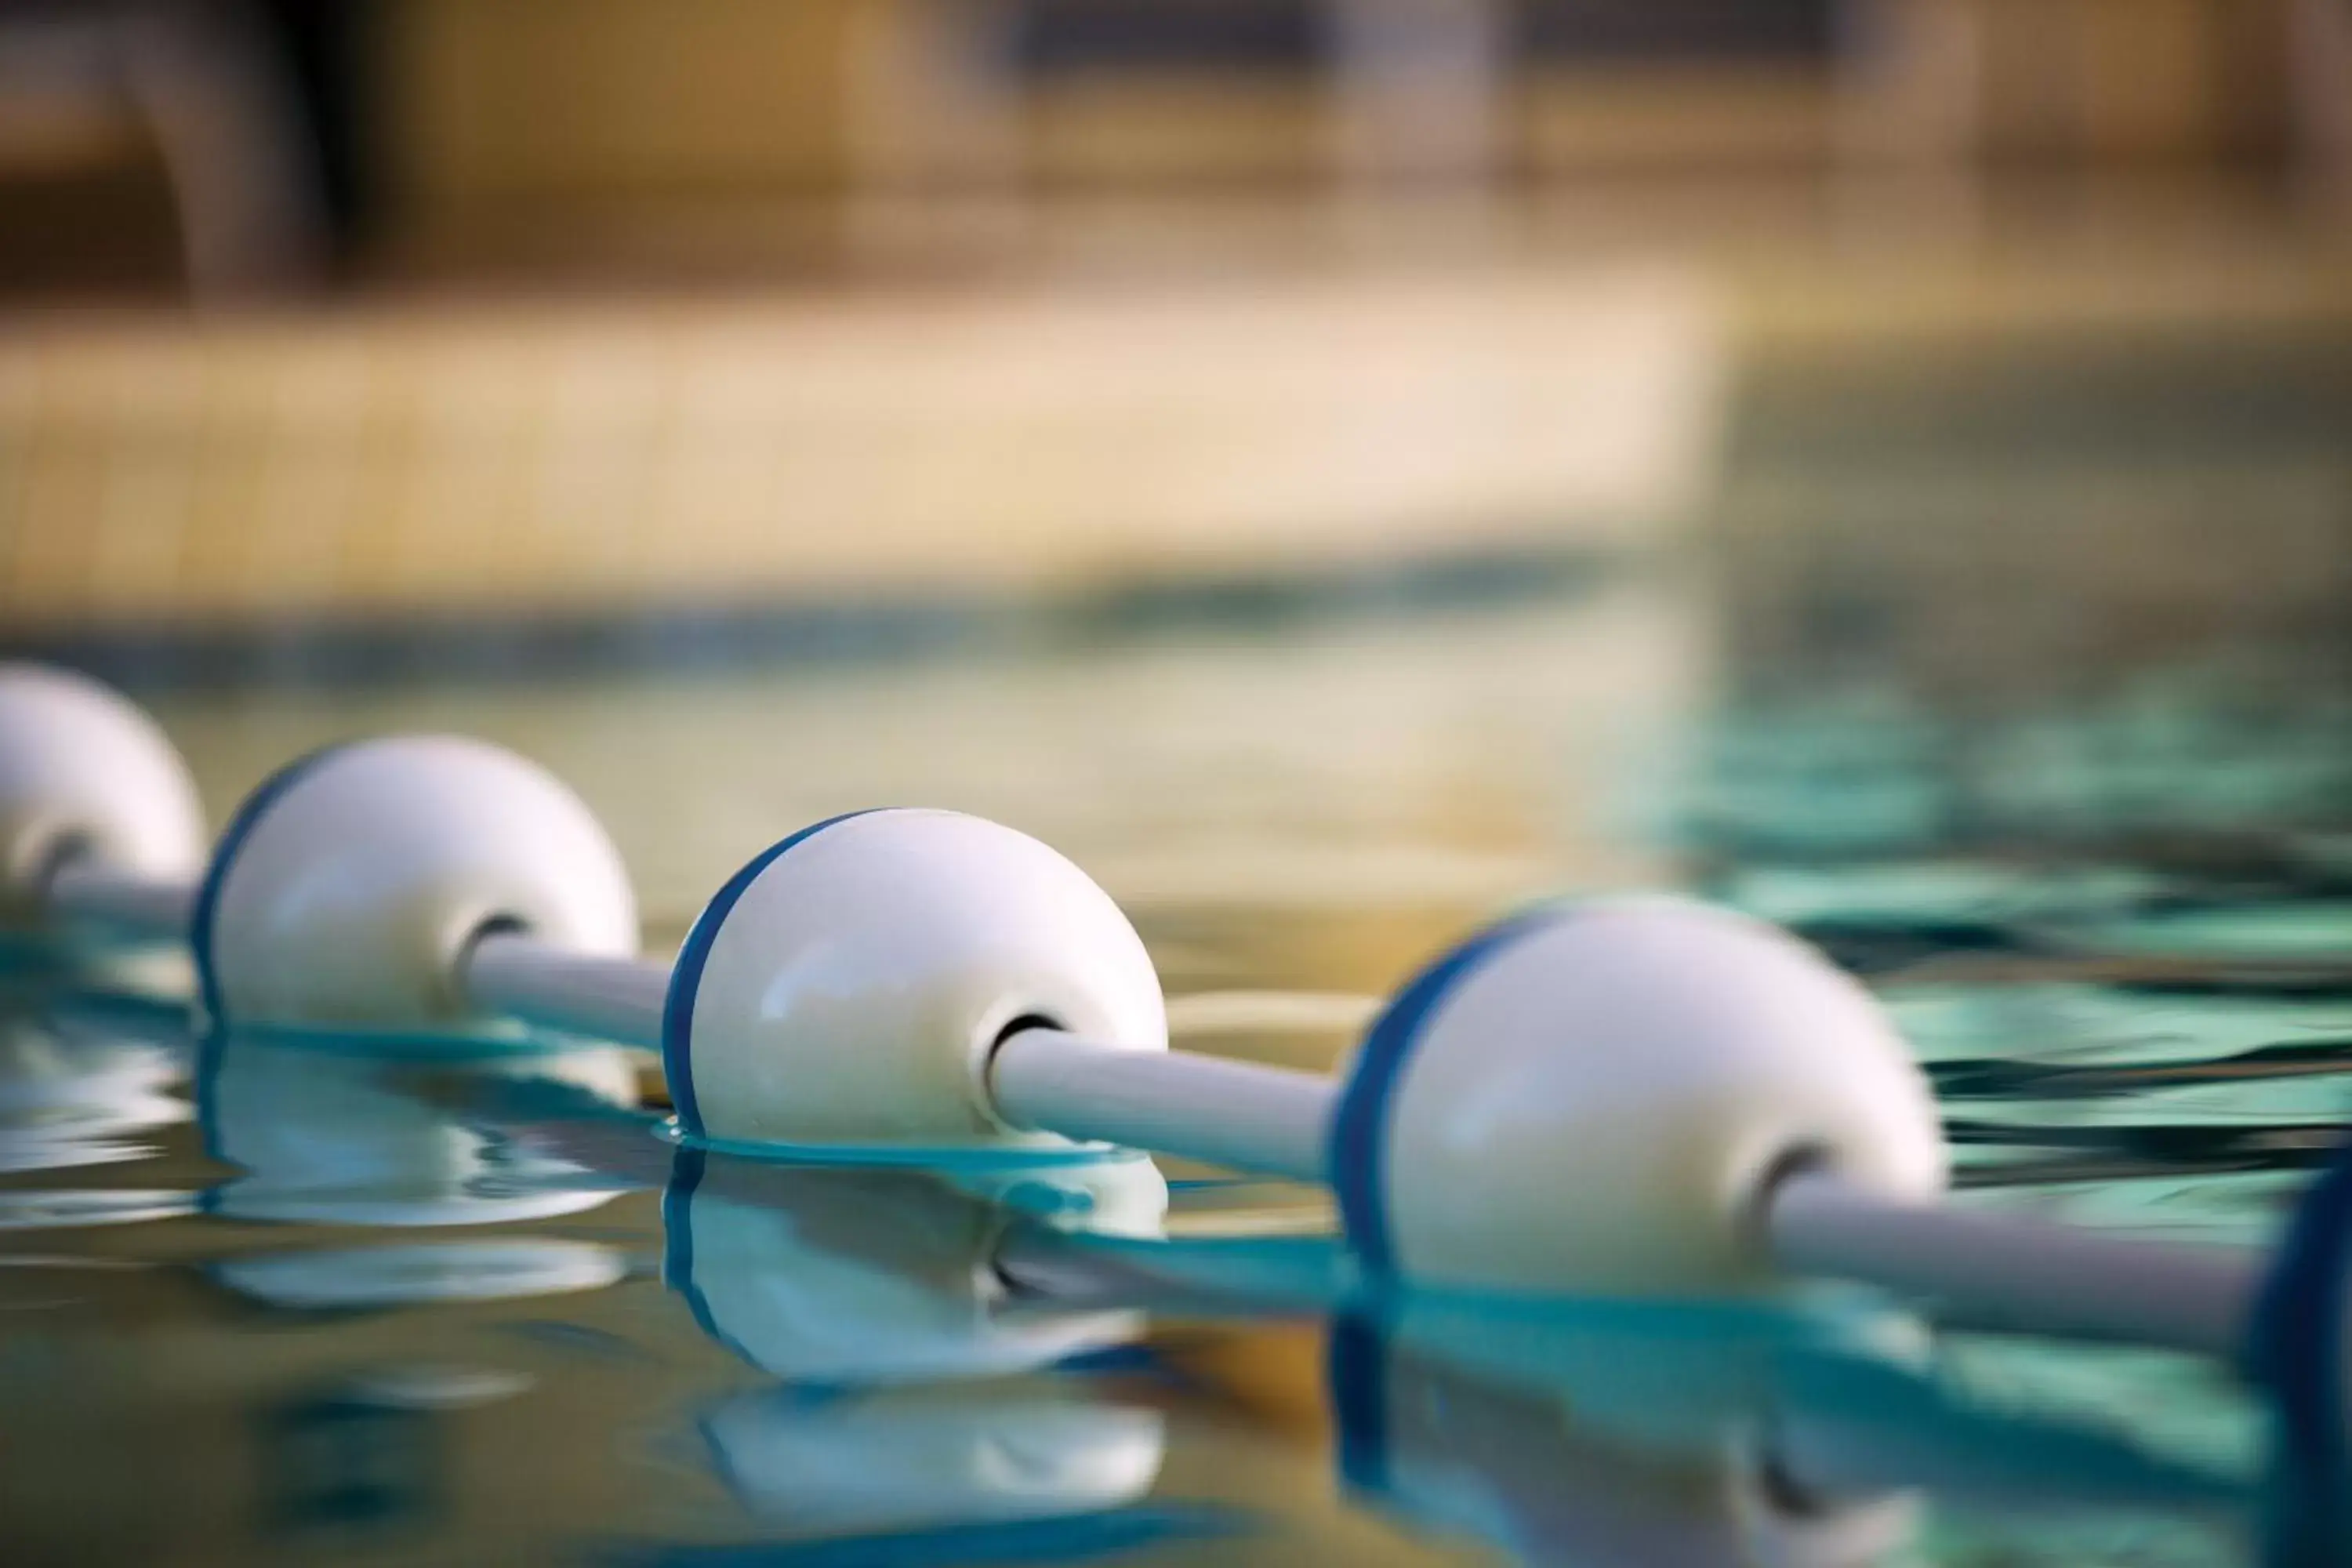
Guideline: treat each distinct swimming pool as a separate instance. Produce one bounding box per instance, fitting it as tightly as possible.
[3,572,2347,1566]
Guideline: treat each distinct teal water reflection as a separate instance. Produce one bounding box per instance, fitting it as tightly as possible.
[0,968,2332,1564]
[2,582,2349,1564]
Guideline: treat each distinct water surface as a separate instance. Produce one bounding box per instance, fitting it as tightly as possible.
[4,574,2347,1565]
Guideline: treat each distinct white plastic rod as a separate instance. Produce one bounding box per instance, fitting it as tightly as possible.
[996,1029,2271,1353]
[457,930,668,1051]
[25,852,2280,1356]
[989,1026,1334,1181]
[43,861,195,938]
[1766,1169,2259,1358]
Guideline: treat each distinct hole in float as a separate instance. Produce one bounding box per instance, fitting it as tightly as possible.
[1744,1140,1835,1252]
[448,913,536,1007]
[991,1013,1065,1051]
[26,828,96,896]
[978,1011,1069,1117]
[456,912,532,966]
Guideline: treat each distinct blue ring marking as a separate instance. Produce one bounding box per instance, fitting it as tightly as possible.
[2246,1134,2352,1478]
[1327,1312,1392,1498]
[189,744,350,1031]
[659,809,889,1141]
[1327,906,1570,1277]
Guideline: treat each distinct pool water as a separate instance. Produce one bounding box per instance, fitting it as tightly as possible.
[4,574,2349,1566]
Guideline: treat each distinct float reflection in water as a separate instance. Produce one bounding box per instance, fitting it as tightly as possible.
[190,1019,639,1309]
[658,1143,1194,1548]
[197,1028,637,1226]
[1321,1299,2252,1566]
[5,964,2335,1566]
[664,1146,1164,1383]
[590,1093,2263,1568]
[0,985,200,1229]
[0,985,190,1176]
[1021,1227,2263,1566]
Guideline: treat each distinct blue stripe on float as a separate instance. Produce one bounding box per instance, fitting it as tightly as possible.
[189,744,350,1030]
[1327,1312,1392,1497]
[2247,1134,2352,1476]
[1326,907,1566,1278]
[659,809,888,1141]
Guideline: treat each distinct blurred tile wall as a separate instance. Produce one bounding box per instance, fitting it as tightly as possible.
[0,272,1722,637]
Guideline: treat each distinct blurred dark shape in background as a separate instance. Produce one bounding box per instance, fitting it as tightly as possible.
[0,2,343,296]
[2,0,2343,297]
[0,0,2345,721]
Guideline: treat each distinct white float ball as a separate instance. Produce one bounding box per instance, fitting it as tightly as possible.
[664,808,1166,1151]
[1334,899,1946,1295]
[0,663,204,924]
[197,736,637,1029]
